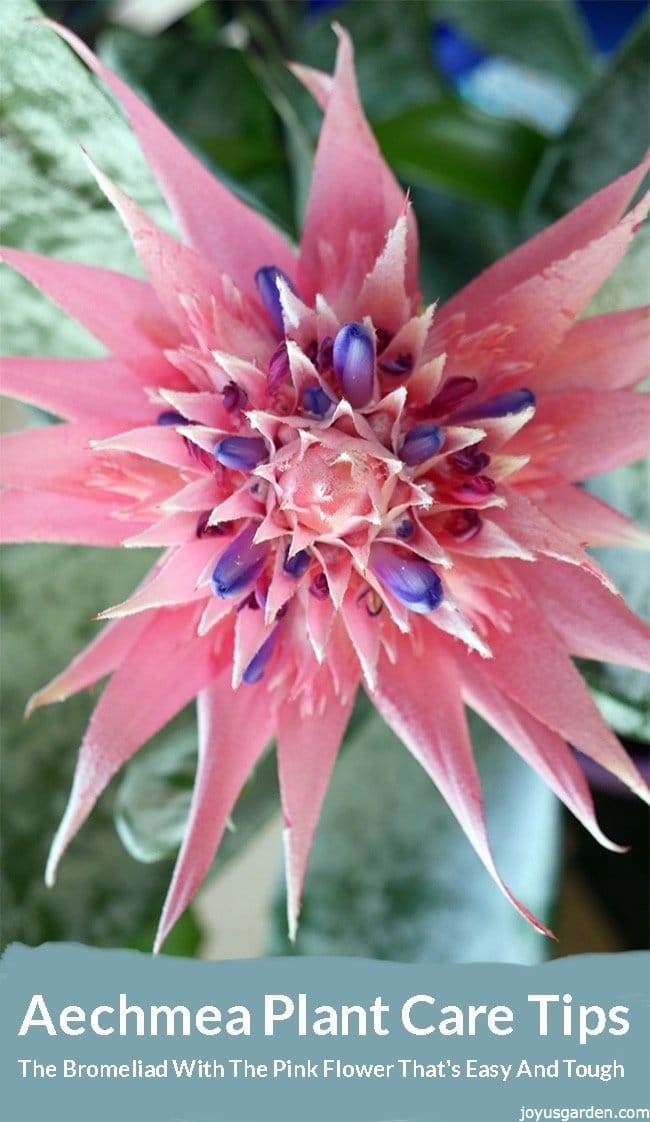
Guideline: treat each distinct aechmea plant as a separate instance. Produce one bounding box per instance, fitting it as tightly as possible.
[1,21,649,952]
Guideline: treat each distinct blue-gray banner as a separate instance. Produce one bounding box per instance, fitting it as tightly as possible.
[1,945,648,1121]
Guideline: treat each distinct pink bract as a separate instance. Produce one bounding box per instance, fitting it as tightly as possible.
[1,22,649,951]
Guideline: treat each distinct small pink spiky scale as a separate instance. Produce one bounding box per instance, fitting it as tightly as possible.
[1,22,649,951]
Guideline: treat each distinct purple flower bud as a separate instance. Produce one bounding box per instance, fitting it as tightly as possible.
[213,436,268,471]
[254,265,295,336]
[395,517,414,540]
[316,336,334,373]
[157,410,186,426]
[211,524,269,598]
[309,573,329,600]
[379,353,413,377]
[450,475,496,503]
[400,423,445,465]
[443,509,482,542]
[456,387,536,420]
[333,322,375,408]
[428,376,477,417]
[268,342,290,392]
[222,382,248,412]
[283,548,311,578]
[302,384,333,416]
[243,625,281,685]
[449,445,491,475]
[370,544,443,614]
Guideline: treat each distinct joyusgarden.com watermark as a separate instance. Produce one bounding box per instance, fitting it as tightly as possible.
[518,1109,650,1120]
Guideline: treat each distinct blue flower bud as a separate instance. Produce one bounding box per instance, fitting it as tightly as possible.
[458,388,536,420]
[400,423,445,465]
[302,384,333,416]
[222,382,248,412]
[283,548,311,578]
[211,525,269,598]
[370,544,443,614]
[243,625,281,685]
[332,322,375,408]
[213,436,268,471]
[268,342,290,391]
[254,265,295,336]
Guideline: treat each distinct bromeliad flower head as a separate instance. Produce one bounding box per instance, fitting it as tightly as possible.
[2,22,650,951]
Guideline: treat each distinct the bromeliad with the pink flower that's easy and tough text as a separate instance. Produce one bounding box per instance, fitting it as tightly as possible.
[1,21,649,950]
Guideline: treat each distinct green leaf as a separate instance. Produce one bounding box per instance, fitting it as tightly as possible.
[0,543,201,950]
[411,186,522,303]
[374,99,547,212]
[0,0,169,358]
[293,0,442,122]
[433,0,595,90]
[269,709,560,963]
[115,735,281,869]
[526,13,650,225]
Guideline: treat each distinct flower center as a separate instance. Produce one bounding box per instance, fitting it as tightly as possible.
[163,265,540,665]
[279,444,377,538]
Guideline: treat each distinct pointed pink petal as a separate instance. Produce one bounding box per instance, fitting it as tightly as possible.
[288,61,334,110]
[46,605,219,886]
[197,594,236,636]
[298,25,418,306]
[98,541,218,618]
[278,659,356,939]
[162,475,221,513]
[493,487,615,588]
[209,486,263,525]
[83,155,263,343]
[371,633,552,934]
[526,390,650,480]
[443,192,650,368]
[304,586,337,661]
[27,613,151,716]
[356,213,412,334]
[46,20,296,299]
[0,246,176,358]
[477,581,649,802]
[460,662,622,851]
[531,307,650,392]
[340,587,383,688]
[1,420,120,492]
[0,490,147,545]
[441,156,649,324]
[158,389,232,428]
[425,597,491,657]
[0,356,151,422]
[539,483,650,549]
[124,510,204,547]
[518,557,650,671]
[93,423,199,469]
[154,669,276,951]
[447,515,535,561]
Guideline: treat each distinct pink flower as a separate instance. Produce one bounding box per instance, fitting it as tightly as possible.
[2,22,649,951]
